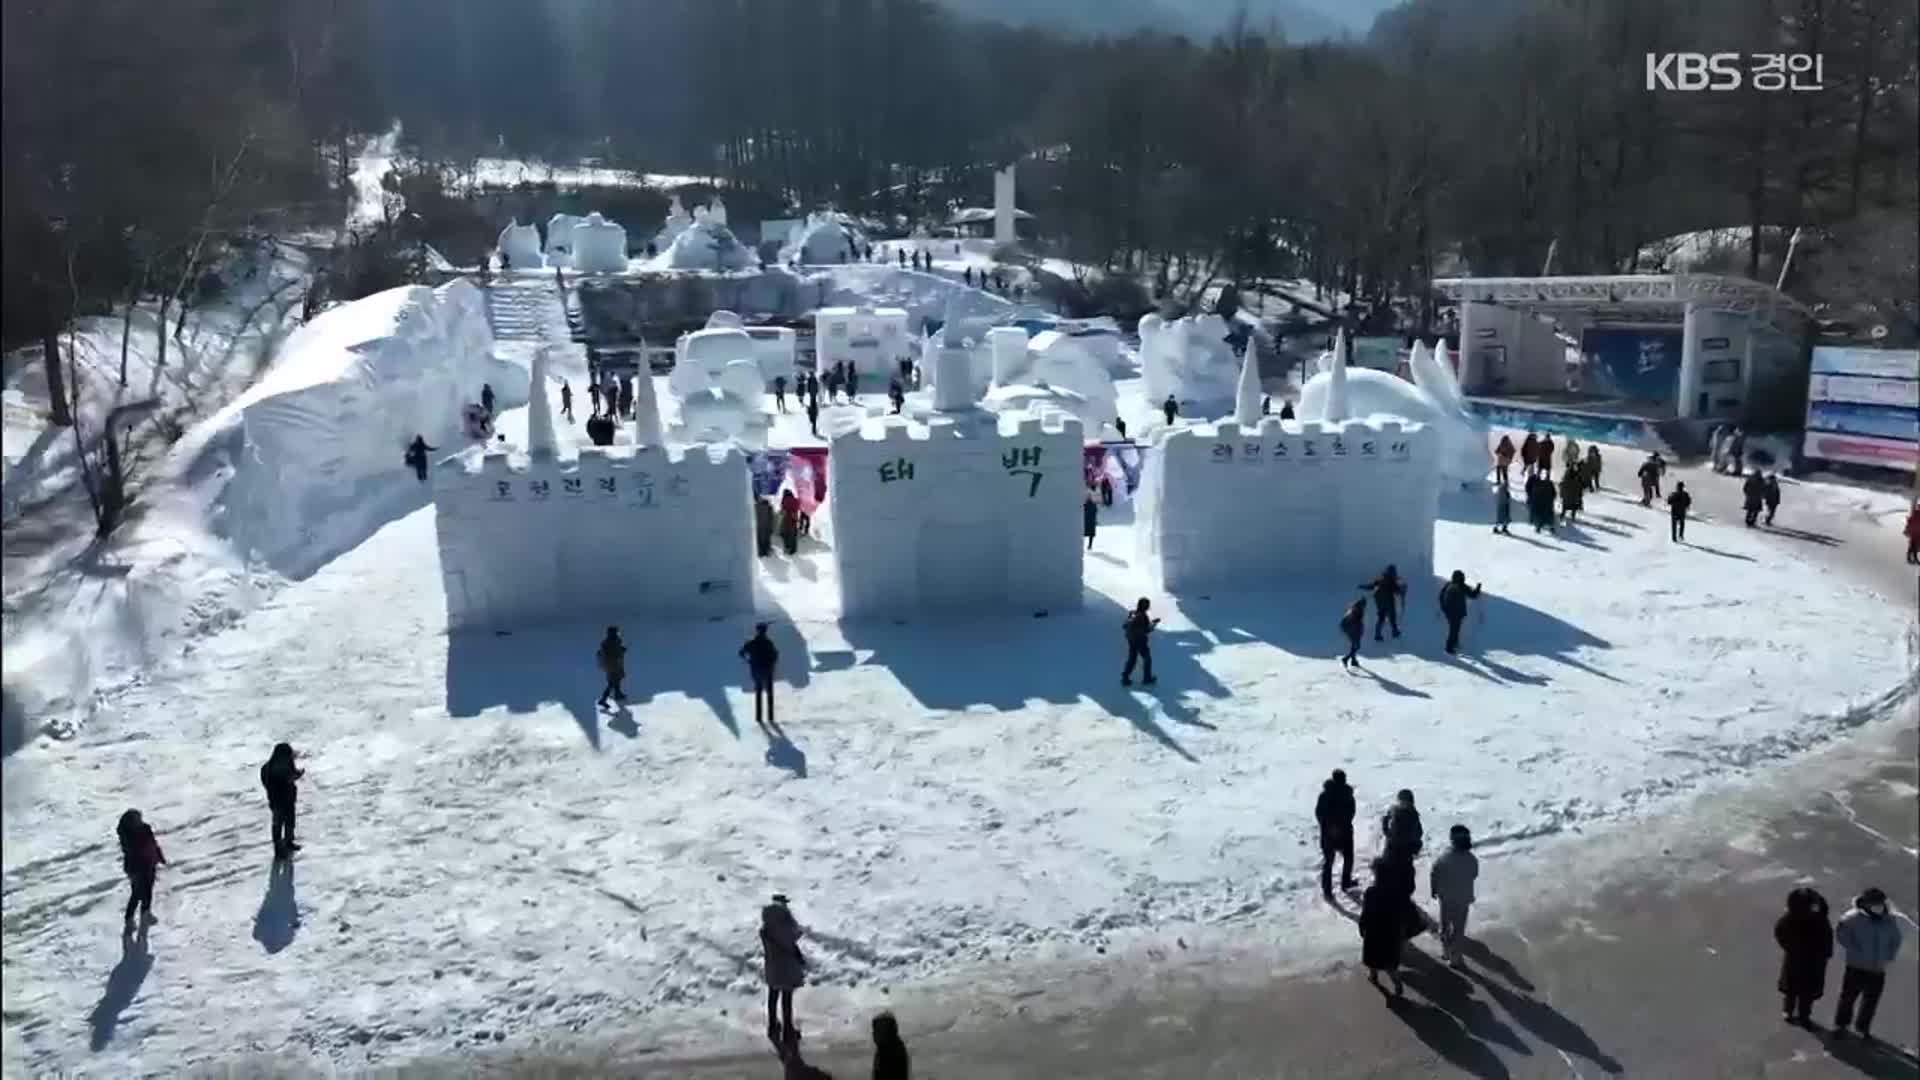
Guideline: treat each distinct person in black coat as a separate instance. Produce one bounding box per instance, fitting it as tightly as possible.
[1279,400,1295,420]
[1437,571,1482,654]
[1316,770,1358,898]
[1637,455,1661,506]
[1667,482,1693,543]
[1161,394,1178,427]
[261,743,304,859]
[1359,858,1407,996]
[773,375,789,414]
[117,809,168,928]
[1359,565,1407,641]
[1775,886,1833,1025]
[1083,490,1099,550]
[1121,598,1158,686]
[559,381,574,422]
[740,623,780,729]
[1493,480,1512,535]
[480,383,496,416]
[1114,416,1128,440]
[871,1012,911,1080]
[1339,598,1366,669]
[1763,473,1782,525]
[1743,472,1767,527]
[404,435,437,483]
[754,497,777,558]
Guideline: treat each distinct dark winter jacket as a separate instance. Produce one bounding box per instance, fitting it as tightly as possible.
[1638,460,1660,484]
[1519,435,1538,465]
[1438,580,1481,620]
[754,499,776,540]
[1763,476,1781,508]
[1667,489,1692,518]
[1361,572,1407,612]
[261,751,302,808]
[1743,474,1767,510]
[872,1016,911,1080]
[117,818,166,877]
[1123,611,1155,645]
[1494,484,1513,524]
[597,633,627,679]
[1383,803,1424,857]
[1315,779,1357,843]
[761,903,807,990]
[1339,604,1364,641]
[740,634,779,675]
[1358,883,1406,971]
[1537,437,1555,464]
[1560,471,1584,511]
[1083,499,1098,537]
[1775,888,1833,999]
[1494,436,1515,464]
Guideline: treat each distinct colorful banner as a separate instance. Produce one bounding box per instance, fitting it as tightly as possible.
[1803,347,1917,473]
[1810,346,1919,379]
[1801,431,1918,471]
[1805,401,1920,442]
[1809,374,1920,409]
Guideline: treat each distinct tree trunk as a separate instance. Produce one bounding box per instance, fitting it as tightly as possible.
[43,321,74,427]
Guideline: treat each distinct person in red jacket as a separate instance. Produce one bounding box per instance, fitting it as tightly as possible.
[116,809,167,929]
[778,487,802,555]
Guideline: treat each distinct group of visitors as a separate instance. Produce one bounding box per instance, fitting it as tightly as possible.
[759,893,912,1076]
[1336,566,1483,666]
[1774,885,1904,1040]
[1491,432,1604,534]
[754,484,810,557]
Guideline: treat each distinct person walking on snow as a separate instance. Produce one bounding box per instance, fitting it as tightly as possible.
[588,380,602,417]
[1638,454,1662,506]
[761,894,808,1045]
[1493,479,1513,535]
[1727,427,1747,476]
[1774,886,1832,1026]
[1562,436,1580,474]
[1667,482,1693,543]
[1382,789,1424,865]
[845,368,859,400]
[1083,490,1099,550]
[778,487,802,554]
[1438,571,1482,655]
[754,496,777,558]
[871,1012,911,1080]
[480,383,496,416]
[805,392,821,438]
[261,743,304,859]
[559,380,574,422]
[1559,464,1585,524]
[1493,435,1515,487]
[1121,598,1159,686]
[1584,444,1602,489]
[1519,432,1539,477]
[618,377,635,419]
[740,622,780,729]
[888,379,905,415]
[1743,471,1767,527]
[1832,886,1902,1040]
[596,626,627,708]
[1359,858,1408,997]
[1339,598,1367,669]
[1359,565,1407,640]
[1536,434,1556,479]
[1316,769,1359,898]
[1762,473,1781,525]
[116,809,167,929]
[1162,395,1178,427]
[1430,825,1479,967]
[404,435,437,483]
[773,375,788,413]
[1906,504,1920,565]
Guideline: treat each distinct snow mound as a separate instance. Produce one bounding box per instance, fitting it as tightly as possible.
[221,280,520,577]
[1298,342,1489,488]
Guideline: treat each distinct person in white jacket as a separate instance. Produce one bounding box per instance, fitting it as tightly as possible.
[1429,825,1480,967]
[1832,886,1902,1040]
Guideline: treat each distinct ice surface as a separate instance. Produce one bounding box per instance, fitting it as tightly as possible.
[497,222,544,269]
[828,411,1086,617]
[1298,341,1491,488]
[569,212,629,274]
[1134,417,1442,592]
[432,443,753,628]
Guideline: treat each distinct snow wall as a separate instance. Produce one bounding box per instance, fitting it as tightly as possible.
[232,280,516,575]
[828,412,1085,618]
[432,444,753,629]
[1297,365,1490,488]
[1134,418,1442,593]
[816,307,910,378]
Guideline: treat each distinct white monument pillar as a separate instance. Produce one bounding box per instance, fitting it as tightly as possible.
[631,367,665,447]
[527,349,559,459]
[993,165,1017,247]
[1232,339,1262,426]
[1326,329,1352,422]
[1677,301,1703,419]
[933,341,975,411]
[987,326,1027,387]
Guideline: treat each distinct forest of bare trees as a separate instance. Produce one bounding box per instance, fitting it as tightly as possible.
[7,0,1918,360]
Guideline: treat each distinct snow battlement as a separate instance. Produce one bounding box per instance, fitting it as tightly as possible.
[431,444,752,629]
[826,411,1086,618]
[1135,416,1443,594]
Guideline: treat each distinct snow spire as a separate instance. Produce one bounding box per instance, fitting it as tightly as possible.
[631,367,665,447]
[1326,328,1351,422]
[527,348,559,460]
[1232,333,1262,426]
[1424,338,1466,410]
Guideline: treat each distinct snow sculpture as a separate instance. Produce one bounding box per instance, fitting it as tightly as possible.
[1140,313,1239,407]
[668,328,766,442]
[1134,417,1442,594]
[527,349,559,459]
[570,212,629,274]
[744,326,798,384]
[497,222,544,269]
[631,367,665,446]
[1324,329,1352,421]
[931,338,976,411]
[988,326,1028,386]
[782,212,862,265]
[1297,338,1490,488]
[815,306,909,378]
[655,195,694,251]
[431,443,753,628]
[661,212,755,271]
[992,330,1115,429]
[828,411,1085,618]
[707,310,745,330]
[545,213,583,265]
[709,197,729,227]
[1232,344,1262,426]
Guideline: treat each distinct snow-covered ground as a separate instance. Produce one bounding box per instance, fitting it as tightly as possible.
[4,349,1914,1073]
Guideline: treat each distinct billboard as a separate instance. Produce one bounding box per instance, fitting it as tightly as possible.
[1581,328,1682,402]
[1803,347,1918,473]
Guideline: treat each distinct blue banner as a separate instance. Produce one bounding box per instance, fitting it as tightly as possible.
[1805,401,1920,442]
[1581,328,1682,402]
[1467,402,1660,450]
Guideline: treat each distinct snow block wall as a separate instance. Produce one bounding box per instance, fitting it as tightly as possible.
[816,307,909,378]
[828,412,1085,618]
[1134,418,1442,593]
[432,444,753,629]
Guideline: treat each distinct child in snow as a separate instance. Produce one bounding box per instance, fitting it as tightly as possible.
[1637,454,1662,506]
[480,383,496,416]
[1083,489,1099,550]
[1316,769,1359,897]
[1584,444,1602,489]
[754,497,777,558]
[1519,432,1539,476]
[1161,395,1178,427]
[761,895,808,1045]
[116,809,167,929]
[773,375,788,413]
[1743,472,1767,527]
[1122,598,1159,686]
[596,626,627,708]
[1430,825,1479,967]
[1438,571,1482,655]
[1339,598,1366,669]
[559,380,574,422]
[1359,565,1407,641]
[778,487,802,555]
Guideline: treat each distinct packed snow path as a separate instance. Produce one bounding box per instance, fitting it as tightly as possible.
[1,407,1911,1074]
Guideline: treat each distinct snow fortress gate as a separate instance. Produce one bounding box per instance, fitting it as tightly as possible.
[431,444,754,629]
[828,411,1086,618]
[1134,418,1442,593]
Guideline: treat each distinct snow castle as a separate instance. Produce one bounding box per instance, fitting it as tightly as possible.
[828,409,1085,619]
[1134,345,1442,592]
[431,365,753,628]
